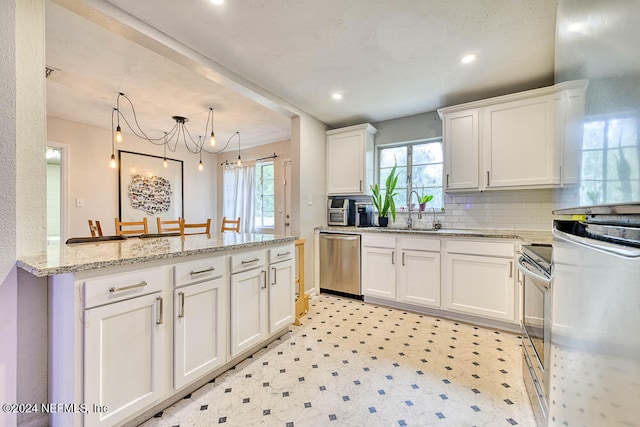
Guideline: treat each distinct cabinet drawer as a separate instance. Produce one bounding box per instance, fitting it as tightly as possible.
[230,249,266,274]
[83,267,167,309]
[269,244,295,264]
[399,237,440,252]
[362,234,395,249]
[446,240,514,257]
[174,255,227,287]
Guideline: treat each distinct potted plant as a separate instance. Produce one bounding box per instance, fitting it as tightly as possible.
[370,164,399,227]
[418,193,433,211]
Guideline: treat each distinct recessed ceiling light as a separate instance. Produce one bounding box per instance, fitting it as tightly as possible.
[331,93,343,101]
[461,54,476,64]
[210,0,224,5]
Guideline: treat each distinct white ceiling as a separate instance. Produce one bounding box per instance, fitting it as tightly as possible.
[45,0,559,150]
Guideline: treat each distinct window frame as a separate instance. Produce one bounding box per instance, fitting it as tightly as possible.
[254,160,275,230]
[376,137,444,211]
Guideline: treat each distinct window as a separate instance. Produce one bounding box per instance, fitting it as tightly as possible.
[378,139,444,210]
[580,117,639,205]
[255,161,275,228]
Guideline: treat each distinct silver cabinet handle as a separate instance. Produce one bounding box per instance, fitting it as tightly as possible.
[277,251,291,257]
[190,267,215,276]
[446,174,450,188]
[178,291,185,318]
[156,296,164,325]
[508,261,513,278]
[271,267,277,285]
[242,257,260,265]
[391,251,395,265]
[261,270,267,289]
[402,252,405,266]
[486,171,490,186]
[109,280,147,293]
[360,180,363,192]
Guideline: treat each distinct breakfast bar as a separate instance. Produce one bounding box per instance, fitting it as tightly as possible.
[18,233,297,427]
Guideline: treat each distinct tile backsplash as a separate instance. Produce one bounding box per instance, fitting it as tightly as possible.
[388,189,555,231]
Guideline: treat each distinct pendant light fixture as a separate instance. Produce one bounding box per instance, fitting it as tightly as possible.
[109,93,241,170]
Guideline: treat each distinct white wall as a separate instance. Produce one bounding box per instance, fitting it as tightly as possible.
[47,117,217,237]
[0,0,18,425]
[291,114,326,293]
[216,139,291,234]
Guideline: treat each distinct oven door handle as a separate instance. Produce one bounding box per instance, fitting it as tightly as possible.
[517,256,551,289]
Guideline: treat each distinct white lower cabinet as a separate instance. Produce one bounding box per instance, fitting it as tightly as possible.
[443,240,516,322]
[268,258,295,333]
[362,235,441,308]
[84,291,166,427]
[397,248,441,308]
[230,266,267,357]
[174,277,228,390]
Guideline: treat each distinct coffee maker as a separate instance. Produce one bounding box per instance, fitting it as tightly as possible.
[355,202,373,227]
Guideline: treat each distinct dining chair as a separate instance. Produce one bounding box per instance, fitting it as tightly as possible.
[88,220,103,237]
[115,217,149,236]
[180,218,211,235]
[157,217,182,234]
[220,216,241,232]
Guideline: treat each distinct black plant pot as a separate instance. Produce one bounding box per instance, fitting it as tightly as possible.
[378,217,389,227]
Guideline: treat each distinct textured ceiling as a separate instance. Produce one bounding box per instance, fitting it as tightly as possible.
[46,0,558,148]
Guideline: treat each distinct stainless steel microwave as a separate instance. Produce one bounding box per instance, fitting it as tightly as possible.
[327,198,355,226]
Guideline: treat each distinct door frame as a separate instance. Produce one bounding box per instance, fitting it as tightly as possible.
[47,141,70,243]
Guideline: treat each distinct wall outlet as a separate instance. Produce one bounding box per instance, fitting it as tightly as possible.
[307,195,313,206]
[75,197,84,207]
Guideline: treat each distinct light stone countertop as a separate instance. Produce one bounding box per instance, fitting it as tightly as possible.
[317,226,552,245]
[17,233,297,277]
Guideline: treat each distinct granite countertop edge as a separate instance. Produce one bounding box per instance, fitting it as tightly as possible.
[315,226,552,245]
[18,235,298,278]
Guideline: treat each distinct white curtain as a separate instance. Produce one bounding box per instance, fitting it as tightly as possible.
[223,161,256,233]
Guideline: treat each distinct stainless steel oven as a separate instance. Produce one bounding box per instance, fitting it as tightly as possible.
[518,244,552,427]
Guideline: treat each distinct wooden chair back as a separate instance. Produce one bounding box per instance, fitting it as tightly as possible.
[220,216,241,232]
[115,217,149,236]
[157,217,182,234]
[181,218,211,235]
[88,220,103,237]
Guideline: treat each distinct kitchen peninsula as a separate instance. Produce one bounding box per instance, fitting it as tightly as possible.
[18,233,297,427]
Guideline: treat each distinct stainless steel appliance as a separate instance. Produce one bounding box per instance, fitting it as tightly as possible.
[518,244,552,426]
[355,202,373,227]
[327,198,355,226]
[549,211,640,426]
[319,232,361,297]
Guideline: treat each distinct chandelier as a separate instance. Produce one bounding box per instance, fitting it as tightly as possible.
[109,92,242,170]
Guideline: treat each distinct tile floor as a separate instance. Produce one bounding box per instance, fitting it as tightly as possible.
[140,295,535,426]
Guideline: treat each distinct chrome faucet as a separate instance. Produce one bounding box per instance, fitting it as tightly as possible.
[407,190,422,229]
[427,207,442,230]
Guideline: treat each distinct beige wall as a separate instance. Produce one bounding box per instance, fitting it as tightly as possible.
[216,139,291,234]
[47,117,218,238]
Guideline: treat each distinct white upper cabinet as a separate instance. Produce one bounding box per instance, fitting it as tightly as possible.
[326,123,377,195]
[438,80,587,192]
[443,109,479,190]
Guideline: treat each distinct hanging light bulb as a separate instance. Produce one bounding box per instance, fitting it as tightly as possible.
[198,160,204,171]
[210,131,216,147]
[163,132,168,168]
[110,154,117,168]
[236,131,242,166]
[236,155,242,167]
[115,125,123,143]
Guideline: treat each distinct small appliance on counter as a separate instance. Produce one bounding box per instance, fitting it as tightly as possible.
[355,202,373,227]
[327,198,355,226]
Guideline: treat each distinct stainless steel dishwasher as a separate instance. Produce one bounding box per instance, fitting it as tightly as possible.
[319,232,361,298]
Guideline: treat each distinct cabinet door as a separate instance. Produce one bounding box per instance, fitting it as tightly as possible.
[230,268,267,357]
[397,249,441,308]
[444,109,479,190]
[483,95,558,188]
[362,246,396,299]
[327,130,365,194]
[269,258,295,334]
[444,254,516,322]
[174,278,228,390]
[84,292,165,427]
